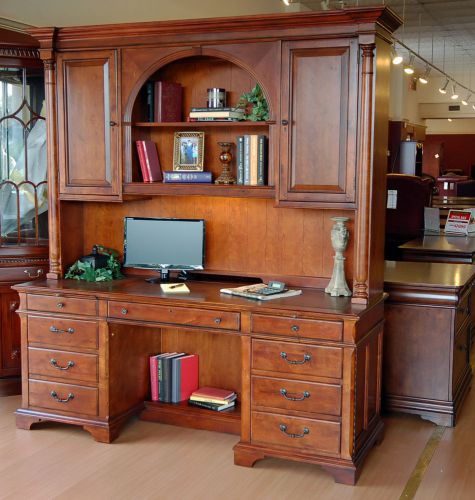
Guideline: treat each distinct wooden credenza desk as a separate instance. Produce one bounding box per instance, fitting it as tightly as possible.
[399,234,475,263]
[13,278,384,485]
[384,260,473,426]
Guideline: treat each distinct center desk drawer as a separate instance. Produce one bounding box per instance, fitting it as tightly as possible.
[252,339,342,379]
[251,314,342,341]
[108,301,240,331]
[28,316,98,349]
[28,347,98,383]
[27,294,97,316]
[28,379,98,417]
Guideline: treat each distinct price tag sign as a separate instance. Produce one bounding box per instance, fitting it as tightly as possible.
[445,209,472,235]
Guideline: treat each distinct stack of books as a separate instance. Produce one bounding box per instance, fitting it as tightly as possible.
[188,107,244,122]
[149,353,199,403]
[188,387,237,411]
[236,135,267,186]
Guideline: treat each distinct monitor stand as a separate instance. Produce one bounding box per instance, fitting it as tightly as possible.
[145,269,171,284]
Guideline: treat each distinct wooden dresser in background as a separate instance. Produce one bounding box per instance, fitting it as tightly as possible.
[16,7,400,484]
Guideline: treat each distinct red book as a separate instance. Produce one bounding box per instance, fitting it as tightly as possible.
[171,354,199,403]
[136,141,150,182]
[135,140,162,182]
[149,354,159,401]
[154,81,182,122]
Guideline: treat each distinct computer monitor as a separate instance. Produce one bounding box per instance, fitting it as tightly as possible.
[123,217,205,281]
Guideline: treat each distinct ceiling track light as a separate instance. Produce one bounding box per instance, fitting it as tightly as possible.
[404,54,415,75]
[418,66,430,85]
[462,93,471,106]
[391,44,403,65]
[451,83,459,100]
[439,78,449,94]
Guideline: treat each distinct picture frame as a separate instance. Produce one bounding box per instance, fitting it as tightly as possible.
[173,131,205,171]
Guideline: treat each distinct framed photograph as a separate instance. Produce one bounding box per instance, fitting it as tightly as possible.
[173,131,205,171]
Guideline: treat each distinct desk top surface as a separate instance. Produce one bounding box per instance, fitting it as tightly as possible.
[14,277,374,318]
[399,234,475,253]
[384,260,475,288]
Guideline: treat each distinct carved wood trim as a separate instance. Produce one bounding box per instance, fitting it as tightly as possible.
[352,44,375,305]
[0,47,39,59]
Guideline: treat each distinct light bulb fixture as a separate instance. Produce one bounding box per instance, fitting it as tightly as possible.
[404,54,415,75]
[472,104,475,110]
[448,118,453,122]
[418,66,430,85]
[439,78,449,94]
[391,44,403,65]
[462,93,471,106]
[451,84,459,100]
[282,0,294,5]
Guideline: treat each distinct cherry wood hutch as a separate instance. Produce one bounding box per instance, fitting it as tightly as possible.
[0,28,49,396]
[13,7,400,484]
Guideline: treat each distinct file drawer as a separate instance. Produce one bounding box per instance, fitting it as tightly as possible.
[28,379,98,417]
[252,339,343,379]
[251,411,340,455]
[28,315,98,349]
[251,314,342,341]
[28,294,97,316]
[108,301,240,331]
[252,376,341,416]
[28,347,98,383]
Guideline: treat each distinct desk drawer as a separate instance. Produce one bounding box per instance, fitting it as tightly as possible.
[108,301,240,331]
[251,411,340,455]
[28,347,98,383]
[251,314,342,341]
[252,339,342,379]
[28,379,98,416]
[28,316,98,349]
[27,294,97,316]
[252,376,341,416]
[0,265,46,283]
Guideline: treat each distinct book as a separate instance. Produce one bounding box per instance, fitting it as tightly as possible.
[190,386,236,400]
[135,140,162,182]
[220,283,302,301]
[257,135,267,186]
[154,81,182,122]
[249,134,258,186]
[149,354,159,401]
[189,108,244,119]
[190,107,240,112]
[187,117,241,122]
[158,352,176,402]
[236,136,244,185]
[171,354,199,403]
[162,353,185,403]
[163,171,212,183]
[189,393,237,405]
[160,283,190,293]
[243,135,250,185]
[188,399,235,411]
[145,81,154,122]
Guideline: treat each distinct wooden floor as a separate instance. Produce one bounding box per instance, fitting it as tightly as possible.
[1,360,474,500]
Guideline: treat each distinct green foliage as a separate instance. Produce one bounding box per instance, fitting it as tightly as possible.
[237,84,269,122]
[65,246,123,282]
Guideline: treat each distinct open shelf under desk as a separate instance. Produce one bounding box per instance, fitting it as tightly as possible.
[140,400,240,435]
[123,182,275,198]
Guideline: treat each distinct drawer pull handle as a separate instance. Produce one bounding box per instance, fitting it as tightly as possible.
[280,388,310,401]
[121,308,128,315]
[50,358,75,370]
[50,391,74,403]
[214,318,222,325]
[57,302,65,309]
[291,325,299,332]
[279,424,309,438]
[49,326,75,334]
[280,352,311,365]
[24,269,44,279]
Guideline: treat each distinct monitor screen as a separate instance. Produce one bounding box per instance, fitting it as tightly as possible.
[123,217,205,271]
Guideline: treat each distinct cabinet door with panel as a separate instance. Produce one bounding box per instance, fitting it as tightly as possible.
[278,39,358,207]
[56,50,121,200]
[0,288,21,375]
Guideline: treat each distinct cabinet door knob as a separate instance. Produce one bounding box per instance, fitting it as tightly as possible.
[11,349,20,360]
[281,119,289,126]
[24,269,44,279]
[109,121,117,126]
[121,308,128,315]
[214,317,222,325]
[57,302,65,309]
[9,301,19,312]
[291,325,299,332]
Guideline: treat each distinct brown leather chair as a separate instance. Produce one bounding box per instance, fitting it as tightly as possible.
[385,174,433,260]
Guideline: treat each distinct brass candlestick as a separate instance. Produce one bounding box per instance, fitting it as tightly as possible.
[215,142,236,184]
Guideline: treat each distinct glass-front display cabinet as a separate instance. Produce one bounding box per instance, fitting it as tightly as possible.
[0,27,48,395]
